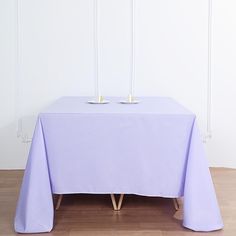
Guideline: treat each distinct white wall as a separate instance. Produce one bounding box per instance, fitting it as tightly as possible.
[0,0,236,169]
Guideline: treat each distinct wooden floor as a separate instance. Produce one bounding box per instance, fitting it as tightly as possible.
[0,168,235,236]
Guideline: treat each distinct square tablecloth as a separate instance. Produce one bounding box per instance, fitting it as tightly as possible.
[14,97,223,233]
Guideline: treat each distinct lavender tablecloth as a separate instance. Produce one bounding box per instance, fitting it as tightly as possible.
[14,97,223,233]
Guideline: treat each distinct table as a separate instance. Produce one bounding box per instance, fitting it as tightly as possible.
[14,97,223,233]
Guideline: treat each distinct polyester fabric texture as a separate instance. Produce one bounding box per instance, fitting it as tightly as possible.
[14,97,223,233]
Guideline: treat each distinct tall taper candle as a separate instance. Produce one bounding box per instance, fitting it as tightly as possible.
[88,0,109,104]
[130,0,135,98]
[94,0,100,98]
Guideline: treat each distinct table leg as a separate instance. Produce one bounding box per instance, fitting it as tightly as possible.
[173,198,180,211]
[117,194,124,210]
[110,194,118,210]
[56,194,63,210]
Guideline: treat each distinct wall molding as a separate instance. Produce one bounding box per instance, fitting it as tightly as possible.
[15,0,32,143]
[204,0,213,142]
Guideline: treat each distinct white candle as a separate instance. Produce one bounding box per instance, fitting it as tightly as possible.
[94,0,101,98]
[130,0,135,97]
[89,0,109,104]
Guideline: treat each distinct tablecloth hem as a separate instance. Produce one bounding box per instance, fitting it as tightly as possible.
[52,191,183,198]
[183,223,224,232]
[14,224,53,234]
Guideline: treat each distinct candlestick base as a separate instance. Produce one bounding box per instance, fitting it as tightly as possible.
[120,95,139,104]
[120,100,139,104]
[88,100,109,104]
[88,96,109,104]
